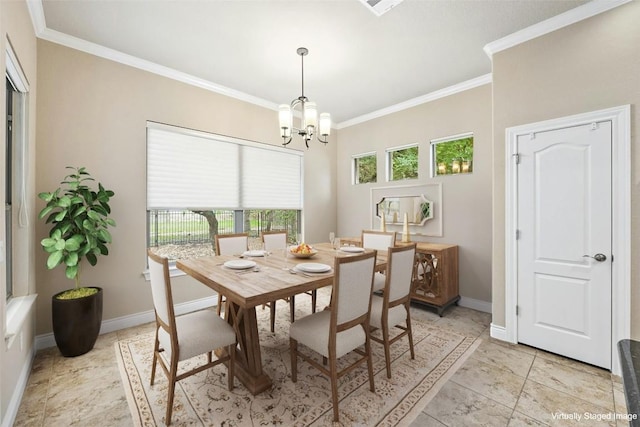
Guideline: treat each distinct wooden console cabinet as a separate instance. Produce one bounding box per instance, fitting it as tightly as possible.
[340,238,459,316]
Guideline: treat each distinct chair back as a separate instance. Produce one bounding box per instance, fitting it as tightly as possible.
[361,230,396,251]
[215,233,248,255]
[385,244,417,303]
[262,231,287,251]
[147,250,176,331]
[332,251,377,327]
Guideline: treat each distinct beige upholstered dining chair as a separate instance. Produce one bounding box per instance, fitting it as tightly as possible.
[369,243,417,378]
[147,250,236,425]
[361,230,396,292]
[214,233,249,315]
[290,250,377,422]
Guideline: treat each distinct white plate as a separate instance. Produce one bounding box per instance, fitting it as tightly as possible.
[223,260,257,270]
[243,250,266,257]
[340,246,365,253]
[296,263,332,273]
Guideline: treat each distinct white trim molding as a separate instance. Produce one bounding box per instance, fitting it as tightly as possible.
[26,0,492,128]
[504,105,631,376]
[484,0,631,57]
[337,74,492,129]
[24,0,278,113]
[490,323,508,342]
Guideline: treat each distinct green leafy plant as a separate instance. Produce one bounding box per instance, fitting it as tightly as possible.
[38,167,116,297]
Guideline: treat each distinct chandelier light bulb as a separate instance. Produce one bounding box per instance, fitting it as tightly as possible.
[278,104,293,138]
[304,102,318,130]
[319,113,331,137]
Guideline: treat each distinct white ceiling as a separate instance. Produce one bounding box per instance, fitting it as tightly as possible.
[38,0,591,125]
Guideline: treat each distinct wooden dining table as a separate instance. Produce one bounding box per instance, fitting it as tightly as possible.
[176,242,387,395]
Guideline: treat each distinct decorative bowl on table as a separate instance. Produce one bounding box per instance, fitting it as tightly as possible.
[289,243,318,258]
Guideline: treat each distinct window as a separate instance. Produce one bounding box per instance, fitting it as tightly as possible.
[5,44,29,302]
[386,144,418,181]
[146,123,303,261]
[431,133,474,176]
[353,152,376,184]
[5,78,14,300]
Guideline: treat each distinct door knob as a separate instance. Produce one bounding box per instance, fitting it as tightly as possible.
[583,253,607,262]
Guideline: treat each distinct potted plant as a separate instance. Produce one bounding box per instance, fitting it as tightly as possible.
[38,166,116,357]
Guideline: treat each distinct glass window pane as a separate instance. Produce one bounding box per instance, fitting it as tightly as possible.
[389,146,418,181]
[147,209,301,261]
[354,154,376,184]
[432,135,474,176]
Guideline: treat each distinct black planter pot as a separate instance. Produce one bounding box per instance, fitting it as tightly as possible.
[52,287,103,357]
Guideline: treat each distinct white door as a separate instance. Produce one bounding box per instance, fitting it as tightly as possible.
[517,121,612,368]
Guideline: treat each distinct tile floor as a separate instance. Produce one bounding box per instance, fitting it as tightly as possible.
[13,302,629,426]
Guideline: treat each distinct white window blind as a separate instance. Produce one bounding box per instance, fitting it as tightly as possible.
[242,145,302,209]
[147,123,302,210]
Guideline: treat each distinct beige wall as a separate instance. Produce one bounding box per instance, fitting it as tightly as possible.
[337,85,493,305]
[491,1,640,337]
[35,40,337,335]
[0,0,38,422]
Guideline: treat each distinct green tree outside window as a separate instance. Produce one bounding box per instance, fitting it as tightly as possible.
[389,146,418,181]
[354,154,377,184]
[432,136,473,176]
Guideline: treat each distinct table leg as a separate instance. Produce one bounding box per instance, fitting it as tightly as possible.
[222,301,273,395]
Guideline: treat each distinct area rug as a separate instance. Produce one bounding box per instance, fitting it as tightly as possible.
[115,290,479,426]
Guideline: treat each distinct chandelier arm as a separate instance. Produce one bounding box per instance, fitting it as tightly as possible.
[281,136,293,146]
[317,134,329,145]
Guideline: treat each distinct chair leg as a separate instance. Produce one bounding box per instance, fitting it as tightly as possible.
[329,352,340,422]
[406,308,415,360]
[290,338,298,382]
[217,294,224,316]
[165,357,179,425]
[382,322,392,379]
[289,295,296,323]
[165,379,176,425]
[311,290,317,313]
[270,302,276,333]
[150,331,159,385]
[228,343,235,391]
[365,334,375,393]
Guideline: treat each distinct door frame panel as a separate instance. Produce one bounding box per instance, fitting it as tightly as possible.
[504,105,630,375]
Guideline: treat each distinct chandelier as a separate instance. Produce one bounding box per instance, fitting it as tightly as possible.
[278,47,331,148]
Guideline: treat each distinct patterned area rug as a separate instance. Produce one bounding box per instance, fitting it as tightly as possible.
[115,290,479,426]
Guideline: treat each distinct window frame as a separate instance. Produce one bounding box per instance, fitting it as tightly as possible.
[352,151,377,185]
[145,122,304,269]
[430,132,474,177]
[385,143,419,182]
[5,40,34,349]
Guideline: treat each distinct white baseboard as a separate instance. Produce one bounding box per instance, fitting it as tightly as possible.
[490,323,511,342]
[35,295,218,351]
[458,296,492,313]
[1,344,36,427]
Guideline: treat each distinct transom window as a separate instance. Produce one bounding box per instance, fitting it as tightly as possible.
[352,152,377,184]
[386,144,418,181]
[431,133,474,176]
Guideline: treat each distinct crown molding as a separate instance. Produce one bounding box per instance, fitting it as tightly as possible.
[483,0,631,57]
[25,0,46,36]
[27,0,279,112]
[336,73,492,130]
